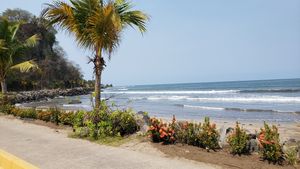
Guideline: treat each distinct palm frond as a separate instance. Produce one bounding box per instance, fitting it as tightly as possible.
[0,39,7,51]
[22,34,40,48]
[114,0,149,33]
[10,60,39,73]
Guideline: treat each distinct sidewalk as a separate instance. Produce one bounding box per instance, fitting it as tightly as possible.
[0,116,220,169]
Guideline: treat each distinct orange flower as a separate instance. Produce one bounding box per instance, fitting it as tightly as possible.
[160,131,167,138]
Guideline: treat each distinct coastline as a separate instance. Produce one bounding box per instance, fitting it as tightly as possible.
[5,87,93,104]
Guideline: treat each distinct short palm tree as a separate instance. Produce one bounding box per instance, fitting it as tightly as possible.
[42,0,148,108]
[0,18,39,94]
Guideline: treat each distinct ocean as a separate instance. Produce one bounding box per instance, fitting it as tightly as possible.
[23,78,300,122]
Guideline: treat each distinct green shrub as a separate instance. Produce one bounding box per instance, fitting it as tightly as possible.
[73,102,139,140]
[37,111,52,122]
[72,110,86,128]
[18,108,37,119]
[173,121,202,146]
[186,122,202,146]
[59,112,75,125]
[97,120,113,137]
[227,122,249,155]
[0,104,14,114]
[258,122,283,164]
[284,148,298,166]
[110,110,139,136]
[49,108,61,124]
[85,120,98,139]
[198,117,220,151]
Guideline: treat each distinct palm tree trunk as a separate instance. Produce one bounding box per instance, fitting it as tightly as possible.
[94,56,103,109]
[1,79,7,94]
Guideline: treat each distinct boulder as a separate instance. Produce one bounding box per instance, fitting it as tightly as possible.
[136,111,150,133]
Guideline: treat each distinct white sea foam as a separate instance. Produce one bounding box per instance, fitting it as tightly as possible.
[186,96,300,103]
[183,105,224,111]
[103,90,238,94]
[146,95,300,103]
[148,95,189,100]
[63,104,91,108]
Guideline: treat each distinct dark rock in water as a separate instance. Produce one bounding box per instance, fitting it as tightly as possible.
[68,100,82,104]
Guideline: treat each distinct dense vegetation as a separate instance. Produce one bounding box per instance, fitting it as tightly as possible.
[0,102,141,140]
[148,116,297,166]
[0,9,85,91]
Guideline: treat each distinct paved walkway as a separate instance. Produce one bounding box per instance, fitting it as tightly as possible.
[0,116,220,169]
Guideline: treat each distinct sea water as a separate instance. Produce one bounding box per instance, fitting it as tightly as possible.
[100,78,300,122]
[23,78,300,122]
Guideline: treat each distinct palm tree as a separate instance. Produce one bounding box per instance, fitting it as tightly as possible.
[0,18,39,94]
[42,0,148,108]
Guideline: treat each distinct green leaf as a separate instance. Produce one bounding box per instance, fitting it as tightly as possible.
[10,60,39,73]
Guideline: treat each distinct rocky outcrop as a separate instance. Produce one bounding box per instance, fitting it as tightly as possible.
[7,87,93,104]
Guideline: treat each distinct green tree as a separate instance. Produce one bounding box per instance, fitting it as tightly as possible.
[42,0,148,108]
[0,18,39,94]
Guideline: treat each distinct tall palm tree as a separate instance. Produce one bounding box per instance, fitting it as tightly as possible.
[42,0,148,108]
[0,18,39,94]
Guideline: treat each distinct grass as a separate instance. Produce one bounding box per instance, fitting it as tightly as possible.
[68,133,145,147]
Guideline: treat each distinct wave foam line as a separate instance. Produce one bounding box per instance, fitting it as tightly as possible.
[103,90,238,94]
[180,104,300,114]
[186,97,300,103]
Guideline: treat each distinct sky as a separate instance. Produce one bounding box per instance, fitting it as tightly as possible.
[1,0,300,85]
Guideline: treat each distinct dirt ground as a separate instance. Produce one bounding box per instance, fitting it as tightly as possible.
[151,143,300,169]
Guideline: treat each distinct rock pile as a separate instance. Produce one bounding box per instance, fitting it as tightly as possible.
[7,87,93,104]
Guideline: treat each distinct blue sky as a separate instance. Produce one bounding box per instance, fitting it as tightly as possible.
[1,0,300,85]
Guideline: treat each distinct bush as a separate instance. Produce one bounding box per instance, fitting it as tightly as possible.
[284,148,298,166]
[258,122,283,163]
[227,122,249,155]
[37,111,52,122]
[11,107,22,116]
[97,120,113,137]
[73,102,139,140]
[148,117,176,144]
[18,108,37,119]
[148,118,161,142]
[0,104,14,114]
[72,110,86,128]
[198,117,220,151]
[49,108,61,124]
[59,112,75,125]
[173,121,202,146]
[110,109,139,136]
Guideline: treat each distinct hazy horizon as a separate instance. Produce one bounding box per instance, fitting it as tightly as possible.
[1,0,300,86]
[114,77,300,87]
